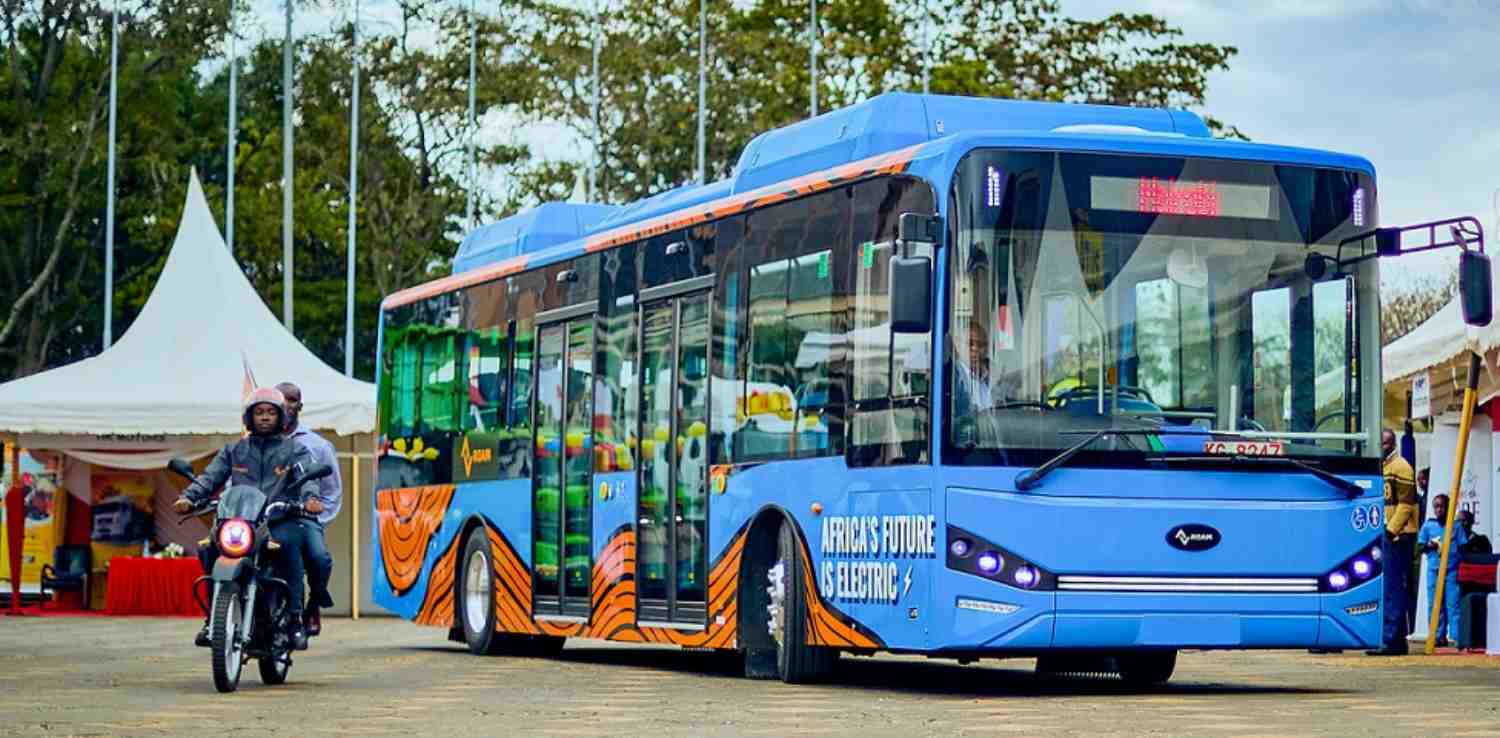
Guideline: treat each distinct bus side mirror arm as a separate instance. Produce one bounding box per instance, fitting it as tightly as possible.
[1333,216,1490,327]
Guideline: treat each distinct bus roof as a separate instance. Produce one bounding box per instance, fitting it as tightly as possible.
[399,93,1373,311]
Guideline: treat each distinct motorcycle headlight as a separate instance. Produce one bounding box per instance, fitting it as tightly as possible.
[218,518,255,558]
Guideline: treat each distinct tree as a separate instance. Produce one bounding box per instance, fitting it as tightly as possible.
[501,0,1241,204]
[0,0,226,379]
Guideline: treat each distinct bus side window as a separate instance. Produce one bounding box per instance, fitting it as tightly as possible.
[849,176,936,467]
[596,243,638,473]
[711,217,744,466]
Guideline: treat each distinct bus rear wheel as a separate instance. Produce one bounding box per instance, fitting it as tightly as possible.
[1115,650,1176,686]
[767,521,837,684]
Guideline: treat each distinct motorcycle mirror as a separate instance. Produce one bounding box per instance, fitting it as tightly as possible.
[167,458,196,481]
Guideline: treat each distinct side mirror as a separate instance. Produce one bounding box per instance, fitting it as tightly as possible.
[167,458,195,481]
[890,255,932,334]
[1460,249,1492,326]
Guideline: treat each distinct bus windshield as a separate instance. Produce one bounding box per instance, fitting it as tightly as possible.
[947,149,1379,467]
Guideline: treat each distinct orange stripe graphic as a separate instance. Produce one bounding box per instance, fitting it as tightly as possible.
[375,485,456,596]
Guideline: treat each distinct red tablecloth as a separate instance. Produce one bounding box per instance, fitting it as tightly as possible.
[104,557,203,616]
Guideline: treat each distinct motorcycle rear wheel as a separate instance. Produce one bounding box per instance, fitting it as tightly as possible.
[211,587,245,693]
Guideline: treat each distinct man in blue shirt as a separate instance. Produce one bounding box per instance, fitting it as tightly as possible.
[277,382,341,638]
[1417,493,1468,646]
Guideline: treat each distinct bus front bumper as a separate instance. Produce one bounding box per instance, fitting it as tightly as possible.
[940,577,1382,651]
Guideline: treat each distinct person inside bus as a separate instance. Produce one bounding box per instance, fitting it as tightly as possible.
[1369,428,1420,656]
[1458,510,1493,556]
[953,320,996,411]
[278,382,341,639]
[174,387,320,651]
[1417,493,1467,646]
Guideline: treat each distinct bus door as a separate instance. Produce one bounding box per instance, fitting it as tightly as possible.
[636,282,713,626]
[532,303,596,621]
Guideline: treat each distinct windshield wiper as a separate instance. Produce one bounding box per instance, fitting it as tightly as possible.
[1145,454,1364,498]
[1015,429,1146,491]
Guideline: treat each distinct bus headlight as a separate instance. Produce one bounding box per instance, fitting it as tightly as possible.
[947,525,1054,591]
[1319,537,1383,593]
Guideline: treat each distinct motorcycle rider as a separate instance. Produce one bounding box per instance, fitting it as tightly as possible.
[174,387,320,650]
[275,382,339,637]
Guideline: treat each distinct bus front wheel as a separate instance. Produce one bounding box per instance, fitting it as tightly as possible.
[767,522,837,684]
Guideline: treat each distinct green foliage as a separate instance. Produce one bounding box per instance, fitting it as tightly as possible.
[0,0,1241,385]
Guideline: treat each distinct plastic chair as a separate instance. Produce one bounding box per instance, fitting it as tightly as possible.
[39,544,91,611]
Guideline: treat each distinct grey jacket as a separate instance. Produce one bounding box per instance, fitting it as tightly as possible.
[183,434,320,507]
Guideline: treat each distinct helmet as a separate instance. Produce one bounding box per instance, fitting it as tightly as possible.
[242,386,287,432]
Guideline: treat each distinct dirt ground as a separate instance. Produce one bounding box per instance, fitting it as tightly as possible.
[1,615,1497,737]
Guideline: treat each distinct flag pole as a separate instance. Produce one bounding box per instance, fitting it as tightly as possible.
[696,0,706,185]
[104,0,118,349]
[465,0,476,228]
[282,0,295,331]
[344,0,360,377]
[590,0,601,202]
[809,0,817,117]
[226,0,237,256]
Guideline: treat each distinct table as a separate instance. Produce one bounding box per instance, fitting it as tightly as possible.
[103,557,203,616]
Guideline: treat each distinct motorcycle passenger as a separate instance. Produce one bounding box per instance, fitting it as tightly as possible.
[276,381,339,637]
[174,387,320,650]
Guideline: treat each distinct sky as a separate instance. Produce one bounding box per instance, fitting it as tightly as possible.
[242,1,1499,288]
[1059,0,1500,289]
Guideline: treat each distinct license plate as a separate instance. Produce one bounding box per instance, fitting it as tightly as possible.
[1202,440,1285,456]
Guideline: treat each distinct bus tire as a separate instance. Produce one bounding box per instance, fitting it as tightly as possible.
[460,528,506,656]
[772,521,836,683]
[1116,650,1176,686]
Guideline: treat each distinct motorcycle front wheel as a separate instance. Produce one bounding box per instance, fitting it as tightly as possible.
[210,586,245,693]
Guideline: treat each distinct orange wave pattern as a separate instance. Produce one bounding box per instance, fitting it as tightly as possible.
[797,539,882,649]
[484,525,741,649]
[414,533,460,627]
[375,485,456,596]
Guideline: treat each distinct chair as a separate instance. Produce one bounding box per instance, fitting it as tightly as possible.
[39,544,91,611]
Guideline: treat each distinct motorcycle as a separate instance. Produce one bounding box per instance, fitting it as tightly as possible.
[168,458,331,693]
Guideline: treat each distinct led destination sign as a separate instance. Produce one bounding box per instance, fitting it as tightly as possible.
[1091,176,1276,220]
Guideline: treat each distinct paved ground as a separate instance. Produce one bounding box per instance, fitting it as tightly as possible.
[2,616,1498,737]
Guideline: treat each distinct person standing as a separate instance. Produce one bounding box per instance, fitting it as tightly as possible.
[1417,494,1468,646]
[1458,510,1493,556]
[276,382,341,637]
[1368,429,1420,656]
[1406,467,1431,633]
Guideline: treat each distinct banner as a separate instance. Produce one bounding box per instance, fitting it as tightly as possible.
[1,446,66,587]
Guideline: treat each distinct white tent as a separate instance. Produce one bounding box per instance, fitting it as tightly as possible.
[0,170,376,456]
[1383,260,1500,386]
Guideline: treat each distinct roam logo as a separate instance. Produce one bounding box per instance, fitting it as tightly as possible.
[460,436,493,477]
[1166,524,1221,552]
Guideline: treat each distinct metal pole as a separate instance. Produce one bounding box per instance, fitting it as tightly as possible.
[344,0,360,377]
[696,0,705,185]
[465,0,476,228]
[104,0,118,349]
[226,0,237,255]
[809,0,817,117]
[282,0,294,331]
[1424,352,1481,655]
[920,0,929,94]
[350,451,361,619]
[590,0,600,202]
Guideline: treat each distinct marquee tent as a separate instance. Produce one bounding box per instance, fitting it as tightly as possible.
[0,171,378,614]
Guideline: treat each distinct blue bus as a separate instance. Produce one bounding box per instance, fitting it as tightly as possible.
[371,92,1478,685]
